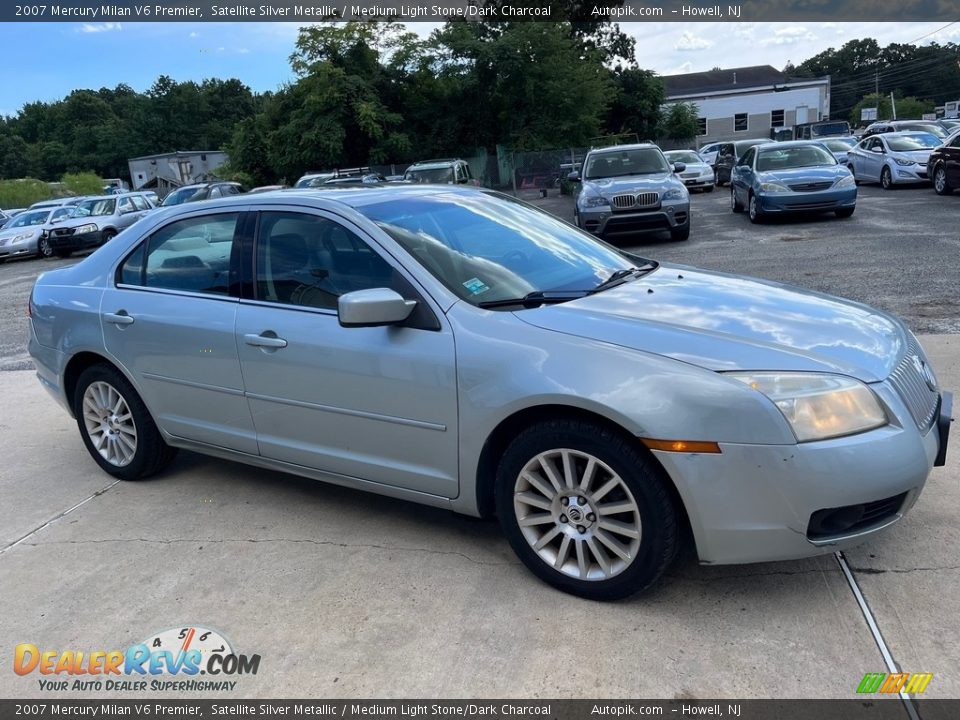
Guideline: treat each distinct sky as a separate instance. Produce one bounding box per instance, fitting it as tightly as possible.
[1,21,959,116]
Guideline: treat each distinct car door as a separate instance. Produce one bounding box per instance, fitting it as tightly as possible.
[115,196,147,230]
[731,147,756,205]
[102,210,258,454]
[235,209,459,498]
[946,133,960,185]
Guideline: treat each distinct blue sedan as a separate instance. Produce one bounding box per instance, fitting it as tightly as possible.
[731,141,857,223]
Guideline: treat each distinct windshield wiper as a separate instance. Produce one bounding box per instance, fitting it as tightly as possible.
[477,290,591,309]
[591,264,657,293]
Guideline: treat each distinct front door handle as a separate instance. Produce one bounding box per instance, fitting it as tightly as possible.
[104,312,134,326]
[244,333,287,349]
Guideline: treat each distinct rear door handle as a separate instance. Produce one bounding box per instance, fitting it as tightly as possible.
[244,333,287,349]
[104,312,134,326]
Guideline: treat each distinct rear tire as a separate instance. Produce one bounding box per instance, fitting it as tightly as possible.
[495,419,680,600]
[73,364,177,481]
[731,187,744,213]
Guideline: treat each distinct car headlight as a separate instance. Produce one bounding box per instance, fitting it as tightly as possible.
[662,187,687,201]
[581,195,610,208]
[73,223,98,234]
[728,372,887,442]
[700,168,714,179]
[833,174,856,188]
[893,157,915,166]
[12,232,34,243]
[759,181,791,193]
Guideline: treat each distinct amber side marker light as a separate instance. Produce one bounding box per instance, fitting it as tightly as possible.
[640,439,722,454]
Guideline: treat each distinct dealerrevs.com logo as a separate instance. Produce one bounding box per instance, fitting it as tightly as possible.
[14,626,261,692]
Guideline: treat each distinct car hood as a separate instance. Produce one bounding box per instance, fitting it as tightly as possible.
[54,216,108,230]
[584,172,680,195]
[517,265,905,382]
[757,165,847,183]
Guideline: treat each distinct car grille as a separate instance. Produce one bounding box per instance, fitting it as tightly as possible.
[888,336,940,431]
[611,192,659,210]
[52,227,76,237]
[788,181,833,192]
[681,172,699,178]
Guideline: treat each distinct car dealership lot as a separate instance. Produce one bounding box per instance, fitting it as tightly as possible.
[0,185,957,703]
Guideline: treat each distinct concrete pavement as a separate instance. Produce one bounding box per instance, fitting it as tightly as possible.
[0,337,956,701]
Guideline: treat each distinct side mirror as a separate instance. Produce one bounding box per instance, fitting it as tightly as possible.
[567,171,581,182]
[338,288,416,328]
[673,162,686,173]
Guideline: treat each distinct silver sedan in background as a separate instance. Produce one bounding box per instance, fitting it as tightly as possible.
[847,131,941,188]
[663,150,715,192]
[28,187,951,600]
[0,205,76,261]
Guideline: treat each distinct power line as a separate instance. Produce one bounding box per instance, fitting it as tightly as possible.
[901,21,959,46]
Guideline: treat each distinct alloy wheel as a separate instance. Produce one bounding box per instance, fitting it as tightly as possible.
[38,237,54,258]
[934,167,947,194]
[81,381,138,467]
[881,167,893,189]
[513,448,642,581]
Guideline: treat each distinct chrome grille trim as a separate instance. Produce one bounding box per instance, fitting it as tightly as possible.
[888,336,939,431]
[611,192,659,209]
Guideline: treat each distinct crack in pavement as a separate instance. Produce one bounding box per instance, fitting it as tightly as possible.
[18,537,520,567]
[846,564,960,575]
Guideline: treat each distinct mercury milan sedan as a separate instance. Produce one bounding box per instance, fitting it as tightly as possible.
[28,187,951,599]
[571,144,690,241]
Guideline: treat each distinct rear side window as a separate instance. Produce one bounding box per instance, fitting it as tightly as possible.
[119,213,240,295]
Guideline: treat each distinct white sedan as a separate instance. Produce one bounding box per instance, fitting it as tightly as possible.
[846,131,940,189]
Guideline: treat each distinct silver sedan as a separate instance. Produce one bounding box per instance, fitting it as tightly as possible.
[28,187,951,599]
[846,131,940,188]
[0,206,76,261]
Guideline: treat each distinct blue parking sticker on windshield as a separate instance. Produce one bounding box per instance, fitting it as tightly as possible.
[463,278,490,295]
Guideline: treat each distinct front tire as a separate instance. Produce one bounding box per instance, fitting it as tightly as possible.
[73,364,177,481]
[38,237,54,258]
[933,165,953,195]
[100,229,117,245]
[748,192,763,223]
[495,419,680,600]
[881,166,894,190]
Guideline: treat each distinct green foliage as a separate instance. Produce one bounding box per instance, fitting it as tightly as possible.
[660,103,701,143]
[606,68,664,140]
[0,178,53,209]
[61,172,105,196]
[850,94,934,125]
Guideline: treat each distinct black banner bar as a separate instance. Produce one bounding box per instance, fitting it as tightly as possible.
[2,699,958,719]
[2,1,958,23]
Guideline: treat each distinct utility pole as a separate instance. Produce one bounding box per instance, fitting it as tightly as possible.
[890,92,897,120]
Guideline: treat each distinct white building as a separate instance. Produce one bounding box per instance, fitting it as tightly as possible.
[662,65,832,146]
[128,150,229,195]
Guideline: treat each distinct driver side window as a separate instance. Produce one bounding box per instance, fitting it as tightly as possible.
[255,212,397,311]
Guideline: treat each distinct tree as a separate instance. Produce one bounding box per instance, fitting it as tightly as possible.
[850,94,933,124]
[605,68,664,141]
[661,102,700,144]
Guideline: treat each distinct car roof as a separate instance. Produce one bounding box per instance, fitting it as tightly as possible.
[405,161,461,171]
[589,143,659,154]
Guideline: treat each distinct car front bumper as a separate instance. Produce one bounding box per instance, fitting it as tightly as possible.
[680,174,714,188]
[578,202,690,237]
[891,164,929,184]
[758,186,857,213]
[45,229,103,252]
[651,384,951,565]
[0,238,36,259]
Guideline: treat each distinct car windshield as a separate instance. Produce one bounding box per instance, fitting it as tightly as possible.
[823,138,856,151]
[734,141,763,156]
[756,145,836,171]
[161,187,204,206]
[584,148,669,179]
[404,167,455,184]
[358,192,640,307]
[665,151,701,164]
[76,198,116,216]
[810,122,850,137]
[8,210,50,228]
[887,134,940,151]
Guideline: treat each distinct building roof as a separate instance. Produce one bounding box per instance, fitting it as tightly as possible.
[663,65,791,98]
[129,150,226,162]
